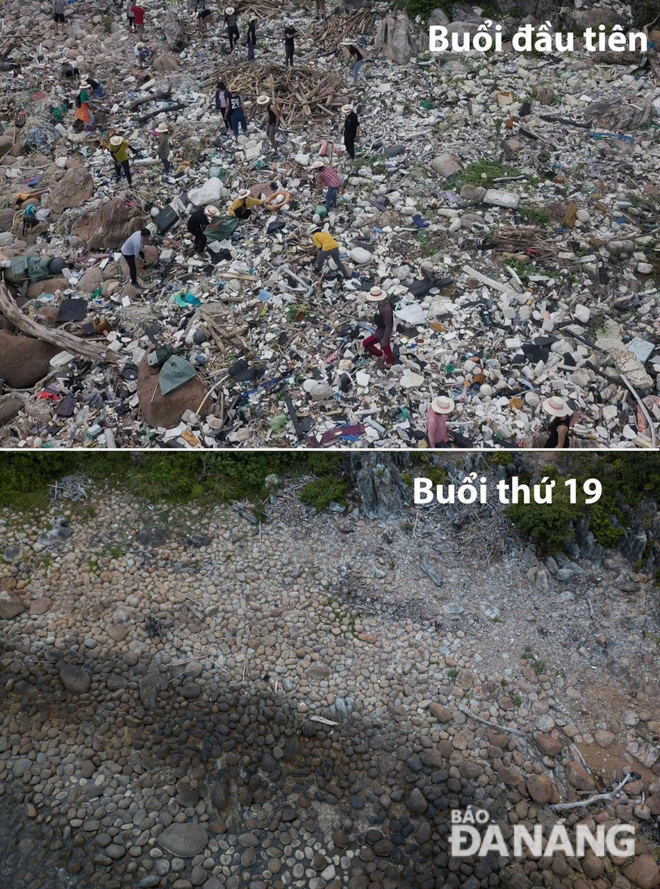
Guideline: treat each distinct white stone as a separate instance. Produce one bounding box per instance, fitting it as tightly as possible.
[574,304,590,323]
[349,247,372,265]
[483,189,520,209]
[400,369,425,388]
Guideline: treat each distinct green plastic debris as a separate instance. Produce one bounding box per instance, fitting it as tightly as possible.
[158,355,197,396]
[268,414,288,431]
[314,204,327,218]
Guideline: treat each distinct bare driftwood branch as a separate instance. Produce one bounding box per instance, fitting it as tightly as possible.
[551,774,635,812]
[458,706,527,736]
[138,101,186,124]
[0,280,120,364]
[129,88,172,111]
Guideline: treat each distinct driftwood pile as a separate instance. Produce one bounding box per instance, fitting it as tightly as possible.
[216,62,346,129]
[487,226,556,262]
[240,0,287,21]
[310,8,377,52]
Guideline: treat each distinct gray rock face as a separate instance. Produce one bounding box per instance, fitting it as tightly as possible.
[356,465,404,521]
[59,664,91,694]
[428,8,449,26]
[156,823,208,858]
[375,13,422,65]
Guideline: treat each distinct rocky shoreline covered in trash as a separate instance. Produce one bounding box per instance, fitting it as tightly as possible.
[0,0,658,448]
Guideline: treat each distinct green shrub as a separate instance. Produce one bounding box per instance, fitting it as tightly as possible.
[299,477,348,512]
[507,470,581,554]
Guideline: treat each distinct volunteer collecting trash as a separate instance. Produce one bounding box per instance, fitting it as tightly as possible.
[126,0,135,29]
[284,24,296,67]
[229,189,263,220]
[121,228,151,289]
[197,7,213,32]
[362,285,394,366]
[247,15,257,60]
[131,1,146,35]
[187,205,219,254]
[257,94,280,152]
[215,81,232,134]
[228,91,248,138]
[135,42,152,67]
[154,124,171,177]
[53,0,66,34]
[543,397,577,448]
[108,135,137,187]
[342,104,358,160]
[343,42,365,83]
[74,80,94,130]
[426,396,454,447]
[311,227,351,278]
[311,160,343,214]
[224,7,239,50]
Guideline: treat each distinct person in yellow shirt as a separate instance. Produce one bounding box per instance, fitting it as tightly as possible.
[228,189,263,220]
[108,135,136,187]
[311,227,351,278]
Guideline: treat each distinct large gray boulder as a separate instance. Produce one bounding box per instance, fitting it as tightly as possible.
[375,13,422,64]
[356,463,405,521]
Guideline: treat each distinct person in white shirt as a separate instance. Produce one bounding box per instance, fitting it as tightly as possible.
[121,229,151,288]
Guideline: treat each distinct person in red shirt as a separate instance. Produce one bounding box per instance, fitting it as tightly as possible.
[131,3,145,34]
[363,286,395,366]
[310,160,343,213]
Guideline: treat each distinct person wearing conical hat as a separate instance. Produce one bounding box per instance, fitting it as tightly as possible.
[362,285,394,366]
[310,160,343,214]
[342,103,358,160]
[542,396,577,448]
[426,395,454,448]
[74,80,94,130]
[342,40,364,83]
[257,94,280,152]
[247,15,257,60]
[131,1,145,35]
[224,6,239,50]
[108,135,136,187]
[187,205,219,254]
[154,123,172,177]
[229,188,263,219]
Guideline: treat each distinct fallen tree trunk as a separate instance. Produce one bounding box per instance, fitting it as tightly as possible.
[0,281,120,364]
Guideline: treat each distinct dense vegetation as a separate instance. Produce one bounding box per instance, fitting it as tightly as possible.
[1,454,657,564]
[506,454,660,556]
[0,453,348,512]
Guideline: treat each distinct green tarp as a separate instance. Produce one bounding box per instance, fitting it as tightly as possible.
[6,255,53,285]
[205,216,239,243]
